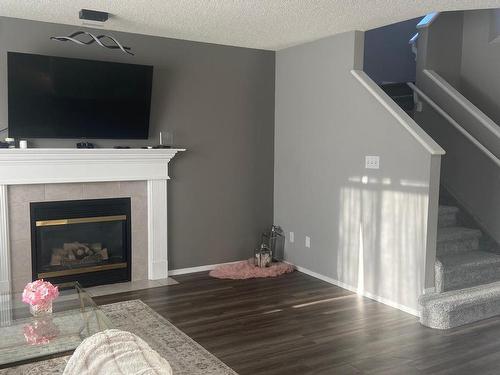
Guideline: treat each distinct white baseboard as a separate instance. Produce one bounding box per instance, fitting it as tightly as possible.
[168,260,244,276]
[290,263,420,317]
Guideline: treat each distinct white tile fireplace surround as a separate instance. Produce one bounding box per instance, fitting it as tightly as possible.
[0,148,184,293]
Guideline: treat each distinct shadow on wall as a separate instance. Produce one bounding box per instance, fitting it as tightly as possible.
[363,17,421,84]
[338,175,428,308]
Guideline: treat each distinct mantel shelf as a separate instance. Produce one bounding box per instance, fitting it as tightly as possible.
[0,148,186,185]
[0,148,186,161]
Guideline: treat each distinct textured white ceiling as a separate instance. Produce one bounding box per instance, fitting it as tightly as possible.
[1,0,500,50]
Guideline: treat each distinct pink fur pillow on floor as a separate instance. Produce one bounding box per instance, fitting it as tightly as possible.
[209,259,294,279]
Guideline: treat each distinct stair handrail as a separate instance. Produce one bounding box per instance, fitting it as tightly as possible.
[407,82,500,168]
[417,12,440,29]
[409,33,419,58]
[409,33,419,45]
[351,70,445,155]
[423,69,500,141]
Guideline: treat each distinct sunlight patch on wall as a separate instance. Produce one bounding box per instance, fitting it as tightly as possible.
[337,176,428,308]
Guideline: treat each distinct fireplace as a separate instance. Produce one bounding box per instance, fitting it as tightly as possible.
[30,198,132,287]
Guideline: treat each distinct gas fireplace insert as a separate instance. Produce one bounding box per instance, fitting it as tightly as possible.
[30,198,132,287]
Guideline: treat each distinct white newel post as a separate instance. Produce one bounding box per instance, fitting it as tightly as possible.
[147,179,169,279]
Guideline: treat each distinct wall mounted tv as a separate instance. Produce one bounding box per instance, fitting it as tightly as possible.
[8,52,153,139]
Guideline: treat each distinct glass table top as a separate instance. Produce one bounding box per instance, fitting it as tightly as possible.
[0,282,112,368]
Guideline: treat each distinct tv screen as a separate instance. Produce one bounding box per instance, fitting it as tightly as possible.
[8,52,153,139]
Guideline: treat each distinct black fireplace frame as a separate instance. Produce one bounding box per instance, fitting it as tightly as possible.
[30,198,132,287]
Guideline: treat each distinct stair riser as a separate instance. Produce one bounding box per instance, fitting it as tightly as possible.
[438,213,457,228]
[436,267,500,292]
[421,298,500,329]
[437,238,479,255]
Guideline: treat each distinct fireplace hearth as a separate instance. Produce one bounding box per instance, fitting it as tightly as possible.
[30,198,132,287]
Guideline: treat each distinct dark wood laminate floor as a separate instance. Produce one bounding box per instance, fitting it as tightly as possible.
[95,271,500,375]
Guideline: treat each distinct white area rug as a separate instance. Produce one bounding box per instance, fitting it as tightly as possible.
[0,300,237,375]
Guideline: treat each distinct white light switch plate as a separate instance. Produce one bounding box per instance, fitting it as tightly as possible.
[289,231,294,243]
[365,156,380,169]
[305,236,311,248]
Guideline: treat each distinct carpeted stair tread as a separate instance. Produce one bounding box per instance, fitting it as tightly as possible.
[421,281,500,305]
[422,191,500,330]
[420,281,500,329]
[435,251,500,292]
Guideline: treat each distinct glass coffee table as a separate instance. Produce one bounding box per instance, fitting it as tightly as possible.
[0,282,112,369]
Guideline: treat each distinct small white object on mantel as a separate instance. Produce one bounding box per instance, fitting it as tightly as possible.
[0,148,185,295]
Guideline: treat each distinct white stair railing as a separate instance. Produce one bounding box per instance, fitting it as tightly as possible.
[351,70,444,155]
[407,82,500,168]
[422,69,500,157]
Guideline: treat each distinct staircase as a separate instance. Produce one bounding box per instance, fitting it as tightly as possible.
[420,199,500,329]
[390,11,500,330]
[380,83,415,116]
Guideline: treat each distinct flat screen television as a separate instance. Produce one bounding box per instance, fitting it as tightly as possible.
[8,52,153,139]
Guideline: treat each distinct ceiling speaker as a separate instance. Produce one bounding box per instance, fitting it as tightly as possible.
[79,9,109,22]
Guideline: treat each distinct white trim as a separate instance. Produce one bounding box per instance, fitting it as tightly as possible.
[168,260,244,276]
[417,12,440,29]
[0,186,10,293]
[0,187,10,326]
[0,148,186,161]
[147,179,169,280]
[0,148,185,185]
[289,263,420,317]
[350,70,445,156]
[0,280,9,294]
[0,292,12,326]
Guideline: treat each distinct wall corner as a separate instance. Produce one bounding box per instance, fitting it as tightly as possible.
[353,30,365,70]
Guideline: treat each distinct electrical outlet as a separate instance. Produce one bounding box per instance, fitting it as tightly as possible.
[305,236,311,248]
[289,231,294,243]
[365,156,380,169]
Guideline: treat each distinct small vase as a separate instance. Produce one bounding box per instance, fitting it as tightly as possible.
[30,301,53,317]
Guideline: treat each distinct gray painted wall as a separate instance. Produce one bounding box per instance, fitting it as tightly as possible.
[414,9,500,126]
[416,9,500,125]
[363,18,420,84]
[418,12,464,88]
[461,9,500,124]
[0,17,275,269]
[275,30,440,312]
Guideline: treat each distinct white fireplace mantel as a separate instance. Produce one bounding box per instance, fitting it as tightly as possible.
[0,148,185,293]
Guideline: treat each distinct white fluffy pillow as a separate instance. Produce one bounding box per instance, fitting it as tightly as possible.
[63,329,172,375]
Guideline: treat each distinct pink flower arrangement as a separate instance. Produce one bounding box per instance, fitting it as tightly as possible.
[22,279,59,307]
